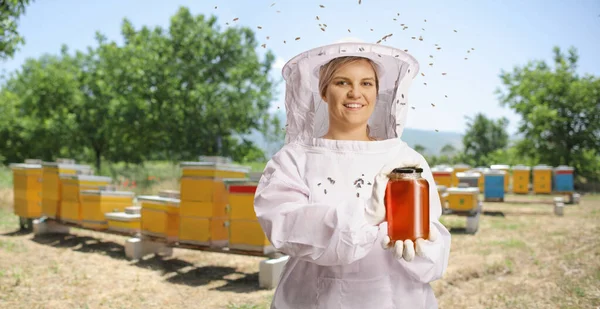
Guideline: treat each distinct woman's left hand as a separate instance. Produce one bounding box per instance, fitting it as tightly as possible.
[381,223,439,261]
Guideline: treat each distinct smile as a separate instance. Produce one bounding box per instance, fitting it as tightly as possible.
[343,103,365,110]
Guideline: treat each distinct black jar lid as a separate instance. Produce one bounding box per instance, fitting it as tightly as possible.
[392,167,423,173]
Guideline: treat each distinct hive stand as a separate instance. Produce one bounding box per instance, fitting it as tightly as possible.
[124,234,289,288]
[32,217,71,236]
[19,217,34,231]
[259,255,289,289]
[465,206,481,234]
[556,192,580,205]
[553,197,565,216]
[442,202,482,234]
[124,236,173,260]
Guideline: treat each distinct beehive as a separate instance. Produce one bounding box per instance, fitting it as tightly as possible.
[490,164,511,192]
[225,180,272,254]
[553,165,574,193]
[456,171,481,190]
[483,169,506,201]
[451,164,471,187]
[158,190,180,199]
[446,187,480,212]
[139,196,180,241]
[59,175,112,224]
[178,161,250,247]
[180,161,250,179]
[512,165,531,194]
[10,163,42,219]
[437,185,448,209]
[80,190,135,229]
[105,212,141,234]
[533,165,553,194]
[41,162,92,219]
[431,166,453,188]
[471,167,489,192]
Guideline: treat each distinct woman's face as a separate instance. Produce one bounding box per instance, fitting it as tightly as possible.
[322,59,378,129]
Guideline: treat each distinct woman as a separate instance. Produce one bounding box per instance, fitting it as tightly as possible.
[254,41,451,308]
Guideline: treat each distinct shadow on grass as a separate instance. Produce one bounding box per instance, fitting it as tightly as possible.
[30,232,263,292]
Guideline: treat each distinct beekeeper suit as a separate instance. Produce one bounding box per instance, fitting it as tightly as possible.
[254,41,451,309]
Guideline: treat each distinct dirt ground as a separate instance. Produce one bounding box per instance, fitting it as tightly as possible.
[0,188,598,309]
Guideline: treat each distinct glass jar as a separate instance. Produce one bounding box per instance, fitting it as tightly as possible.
[385,167,430,244]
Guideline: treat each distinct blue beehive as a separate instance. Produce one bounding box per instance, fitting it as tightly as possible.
[484,169,505,201]
[553,165,574,192]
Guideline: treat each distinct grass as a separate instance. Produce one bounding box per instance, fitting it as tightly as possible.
[0,206,17,230]
[489,239,527,249]
[227,304,264,309]
[0,166,12,188]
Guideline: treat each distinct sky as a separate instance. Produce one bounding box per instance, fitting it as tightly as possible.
[1,0,599,135]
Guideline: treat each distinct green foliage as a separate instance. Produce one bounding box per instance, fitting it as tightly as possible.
[0,7,283,171]
[497,46,600,181]
[440,144,457,156]
[414,144,427,154]
[0,0,32,60]
[461,113,510,167]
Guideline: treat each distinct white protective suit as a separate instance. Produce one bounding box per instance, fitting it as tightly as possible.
[254,42,451,309]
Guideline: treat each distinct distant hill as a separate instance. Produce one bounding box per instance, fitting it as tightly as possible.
[401,128,463,156]
[241,112,464,158]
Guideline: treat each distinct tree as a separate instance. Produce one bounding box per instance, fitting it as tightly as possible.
[0,50,81,163]
[440,144,456,157]
[118,8,281,162]
[497,46,600,181]
[462,113,509,167]
[0,0,32,60]
[414,144,427,154]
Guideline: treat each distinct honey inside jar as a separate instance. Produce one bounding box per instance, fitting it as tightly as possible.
[385,167,430,244]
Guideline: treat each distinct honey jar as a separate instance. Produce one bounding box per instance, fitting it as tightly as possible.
[385,167,430,244]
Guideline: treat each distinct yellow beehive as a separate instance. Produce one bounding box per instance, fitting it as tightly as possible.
[105,208,141,235]
[59,175,112,224]
[229,220,273,254]
[225,180,272,253]
[446,187,480,212]
[512,165,531,194]
[179,162,250,202]
[436,185,448,209]
[533,165,553,194]
[451,164,471,187]
[431,166,453,188]
[180,161,250,179]
[178,161,251,247]
[10,163,43,218]
[179,217,229,246]
[226,180,259,220]
[80,190,135,229]
[139,196,180,241]
[41,162,92,219]
[491,164,511,192]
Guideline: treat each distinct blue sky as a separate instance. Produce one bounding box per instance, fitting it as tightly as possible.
[1,0,599,135]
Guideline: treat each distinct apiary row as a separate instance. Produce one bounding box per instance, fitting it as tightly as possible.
[433,164,575,213]
[10,157,273,256]
[433,164,574,196]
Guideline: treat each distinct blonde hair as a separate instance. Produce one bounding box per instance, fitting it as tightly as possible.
[318,56,380,99]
